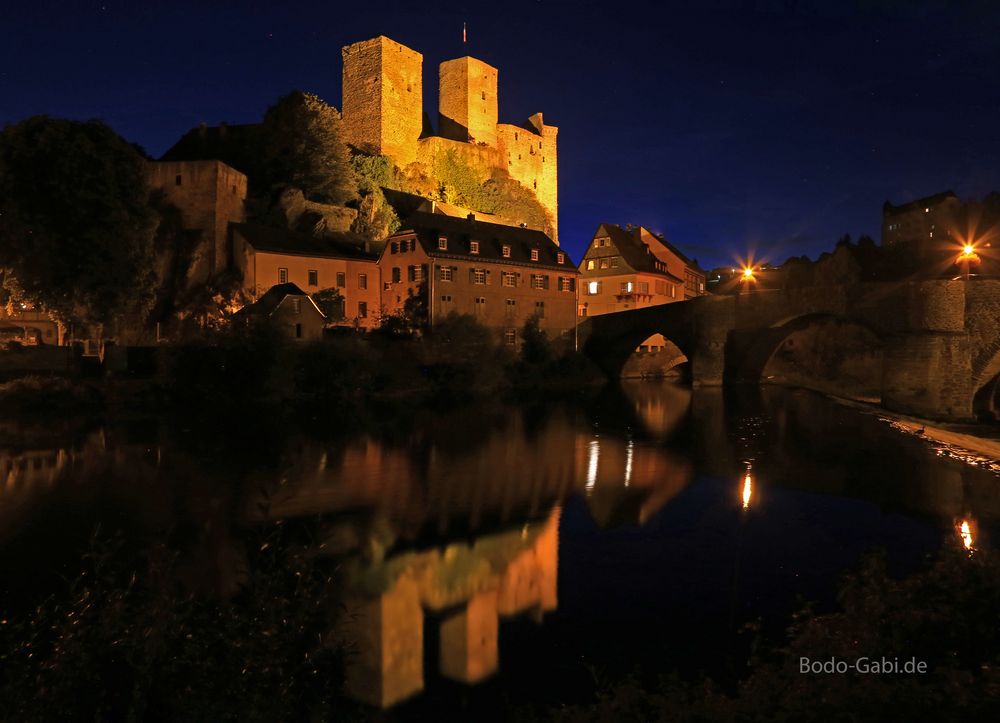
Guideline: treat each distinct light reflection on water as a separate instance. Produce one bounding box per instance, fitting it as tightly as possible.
[3,383,1000,708]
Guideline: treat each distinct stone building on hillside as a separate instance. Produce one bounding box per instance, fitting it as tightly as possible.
[882,191,962,248]
[147,159,247,285]
[341,36,559,241]
[232,223,380,329]
[378,213,577,348]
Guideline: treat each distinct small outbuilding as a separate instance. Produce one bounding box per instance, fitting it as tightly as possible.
[233,282,325,341]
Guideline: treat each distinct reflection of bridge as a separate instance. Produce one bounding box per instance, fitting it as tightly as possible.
[579,280,1000,421]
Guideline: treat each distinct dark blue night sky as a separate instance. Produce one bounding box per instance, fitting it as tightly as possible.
[3,0,999,268]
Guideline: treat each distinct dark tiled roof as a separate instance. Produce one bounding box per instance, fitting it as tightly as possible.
[237,282,325,318]
[589,223,686,282]
[391,212,576,272]
[883,190,959,214]
[232,222,377,261]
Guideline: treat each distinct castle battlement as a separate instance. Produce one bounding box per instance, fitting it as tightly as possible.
[340,36,559,241]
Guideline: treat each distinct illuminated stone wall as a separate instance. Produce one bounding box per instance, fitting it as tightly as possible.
[341,36,423,165]
[438,56,498,146]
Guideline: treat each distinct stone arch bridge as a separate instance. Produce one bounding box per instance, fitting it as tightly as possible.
[577,280,1000,422]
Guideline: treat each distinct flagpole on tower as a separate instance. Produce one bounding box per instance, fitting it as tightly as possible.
[463,21,467,45]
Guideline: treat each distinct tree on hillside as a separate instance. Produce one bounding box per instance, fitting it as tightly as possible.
[260,91,357,206]
[0,117,158,327]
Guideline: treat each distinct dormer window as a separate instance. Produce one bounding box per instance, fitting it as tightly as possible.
[502,244,511,258]
[557,252,565,264]
[530,249,539,262]
[438,236,448,250]
[470,240,480,254]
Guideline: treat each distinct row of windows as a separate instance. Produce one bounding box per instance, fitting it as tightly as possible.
[394,236,564,264]
[439,296,548,318]
[586,256,620,270]
[433,267,575,290]
[585,279,678,297]
[278,268,367,290]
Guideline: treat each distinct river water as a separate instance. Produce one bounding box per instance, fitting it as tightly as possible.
[2,382,998,715]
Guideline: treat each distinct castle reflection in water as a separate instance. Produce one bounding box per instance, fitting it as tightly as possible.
[3,382,1000,709]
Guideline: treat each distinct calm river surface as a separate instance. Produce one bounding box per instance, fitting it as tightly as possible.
[2,382,998,716]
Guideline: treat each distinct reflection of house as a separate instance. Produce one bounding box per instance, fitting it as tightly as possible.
[378,213,578,347]
[233,282,325,341]
[232,223,380,329]
[578,223,706,318]
[0,305,62,345]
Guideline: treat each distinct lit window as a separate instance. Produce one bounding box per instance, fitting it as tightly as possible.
[925,208,929,213]
[439,266,454,282]
[470,240,480,254]
[438,237,448,250]
[600,258,609,269]
[587,281,600,295]
[531,249,539,261]
[557,252,565,264]
[587,260,595,270]
[502,271,516,287]
[502,244,511,258]
[279,268,288,284]
[558,277,575,292]
[621,281,633,293]
[308,270,318,287]
[473,269,487,285]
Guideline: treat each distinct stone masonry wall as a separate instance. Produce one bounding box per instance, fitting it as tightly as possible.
[438,56,498,146]
[342,36,423,165]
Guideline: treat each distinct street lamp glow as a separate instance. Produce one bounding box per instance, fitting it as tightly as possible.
[742,267,754,280]
[962,244,976,258]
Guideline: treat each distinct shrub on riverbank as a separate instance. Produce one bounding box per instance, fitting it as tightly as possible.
[0,525,349,722]
[546,543,1000,722]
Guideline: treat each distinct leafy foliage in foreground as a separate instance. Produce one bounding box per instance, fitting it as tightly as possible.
[0,525,348,723]
[549,545,1000,722]
[0,117,158,327]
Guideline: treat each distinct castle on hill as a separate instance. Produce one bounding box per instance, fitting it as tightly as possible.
[340,35,559,242]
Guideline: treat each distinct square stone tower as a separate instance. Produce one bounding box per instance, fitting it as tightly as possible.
[341,36,423,166]
[438,56,498,146]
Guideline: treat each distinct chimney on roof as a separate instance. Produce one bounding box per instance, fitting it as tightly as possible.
[467,213,476,221]
[430,200,437,213]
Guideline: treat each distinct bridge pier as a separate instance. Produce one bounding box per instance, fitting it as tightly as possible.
[882,332,974,421]
[689,296,735,386]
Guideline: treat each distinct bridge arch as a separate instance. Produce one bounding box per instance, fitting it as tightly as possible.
[726,312,885,400]
[579,303,698,380]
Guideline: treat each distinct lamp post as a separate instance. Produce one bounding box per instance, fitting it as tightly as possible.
[739,266,755,295]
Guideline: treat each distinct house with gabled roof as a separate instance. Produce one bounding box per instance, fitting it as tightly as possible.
[233,282,326,341]
[578,224,706,319]
[378,212,579,347]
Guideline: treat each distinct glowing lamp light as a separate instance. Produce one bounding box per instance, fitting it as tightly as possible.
[958,518,975,551]
[741,468,753,510]
[742,267,755,280]
[963,244,976,257]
